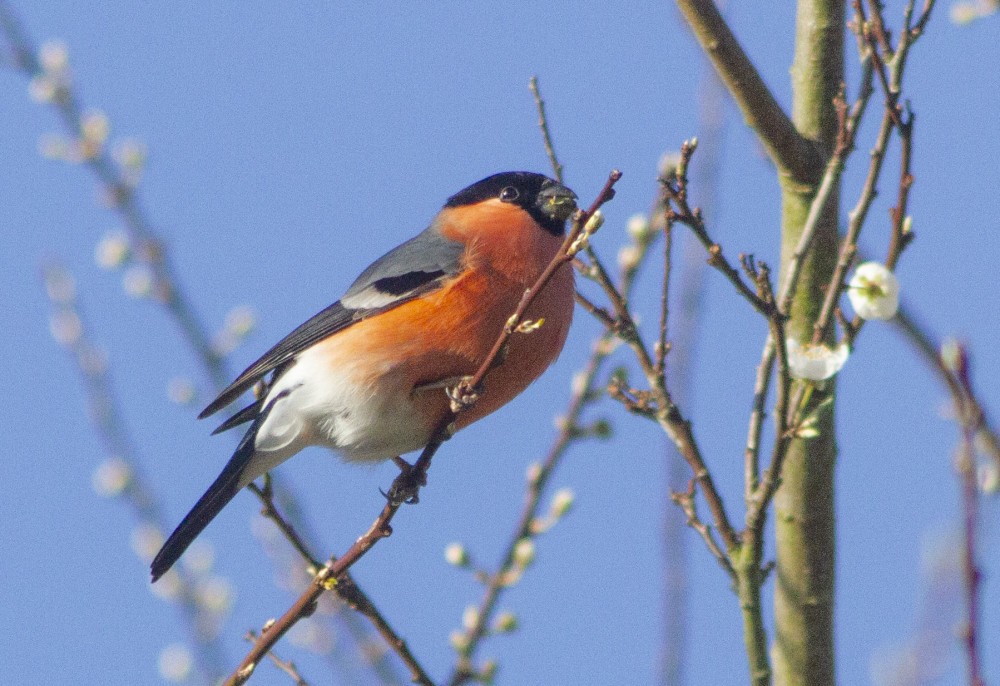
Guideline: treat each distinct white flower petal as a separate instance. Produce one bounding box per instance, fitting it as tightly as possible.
[848,262,899,320]
[786,338,850,381]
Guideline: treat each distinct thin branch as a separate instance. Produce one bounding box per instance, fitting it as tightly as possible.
[884,109,914,271]
[891,304,1000,472]
[574,290,617,330]
[226,172,623,686]
[944,344,987,686]
[959,423,986,686]
[673,0,824,184]
[247,478,421,686]
[814,0,930,345]
[249,477,322,570]
[656,200,673,378]
[528,76,563,185]
[670,481,736,580]
[661,140,775,319]
[579,226,740,557]
[228,435,447,686]
[244,631,312,686]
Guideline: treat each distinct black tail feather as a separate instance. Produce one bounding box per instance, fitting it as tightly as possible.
[151,432,256,582]
[211,399,263,435]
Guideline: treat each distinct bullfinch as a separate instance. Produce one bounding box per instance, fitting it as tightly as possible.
[151,171,578,581]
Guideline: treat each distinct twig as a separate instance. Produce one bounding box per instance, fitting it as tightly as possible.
[250,477,322,570]
[228,435,446,686]
[673,0,823,184]
[656,199,673,378]
[661,140,774,318]
[449,166,665,683]
[528,76,563,185]
[226,172,623,686]
[942,344,987,686]
[891,304,1000,472]
[247,478,420,685]
[884,108,914,271]
[813,0,930,346]
[670,481,736,580]
[573,290,615,329]
[244,631,312,686]
[578,214,740,559]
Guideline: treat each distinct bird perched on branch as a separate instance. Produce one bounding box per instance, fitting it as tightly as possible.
[151,171,578,581]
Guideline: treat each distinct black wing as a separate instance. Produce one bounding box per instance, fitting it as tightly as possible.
[199,223,465,420]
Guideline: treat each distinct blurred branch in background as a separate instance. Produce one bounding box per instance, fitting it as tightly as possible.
[0,2,227,388]
[42,262,229,684]
[0,4,419,683]
[892,305,1000,474]
[939,341,989,686]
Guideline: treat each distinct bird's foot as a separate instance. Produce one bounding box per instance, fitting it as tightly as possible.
[384,456,427,505]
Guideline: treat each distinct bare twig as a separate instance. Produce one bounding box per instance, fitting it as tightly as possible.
[670,481,736,580]
[891,304,1000,472]
[656,200,673,378]
[226,172,623,686]
[247,477,421,685]
[942,344,987,686]
[250,477,322,570]
[244,631,312,686]
[661,140,774,318]
[884,109,914,272]
[528,76,563,185]
[812,0,930,348]
[578,207,741,558]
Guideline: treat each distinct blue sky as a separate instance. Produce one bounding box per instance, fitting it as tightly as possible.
[1,2,997,685]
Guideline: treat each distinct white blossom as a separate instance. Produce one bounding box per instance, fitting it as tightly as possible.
[786,338,849,381]
[848,262,899,320]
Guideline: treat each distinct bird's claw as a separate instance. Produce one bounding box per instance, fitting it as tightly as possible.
[446,380,480,413]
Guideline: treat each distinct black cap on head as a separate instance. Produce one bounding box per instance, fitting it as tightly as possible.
[445,172,577,236]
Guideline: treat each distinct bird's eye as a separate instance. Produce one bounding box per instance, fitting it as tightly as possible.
[499,186,520,203]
